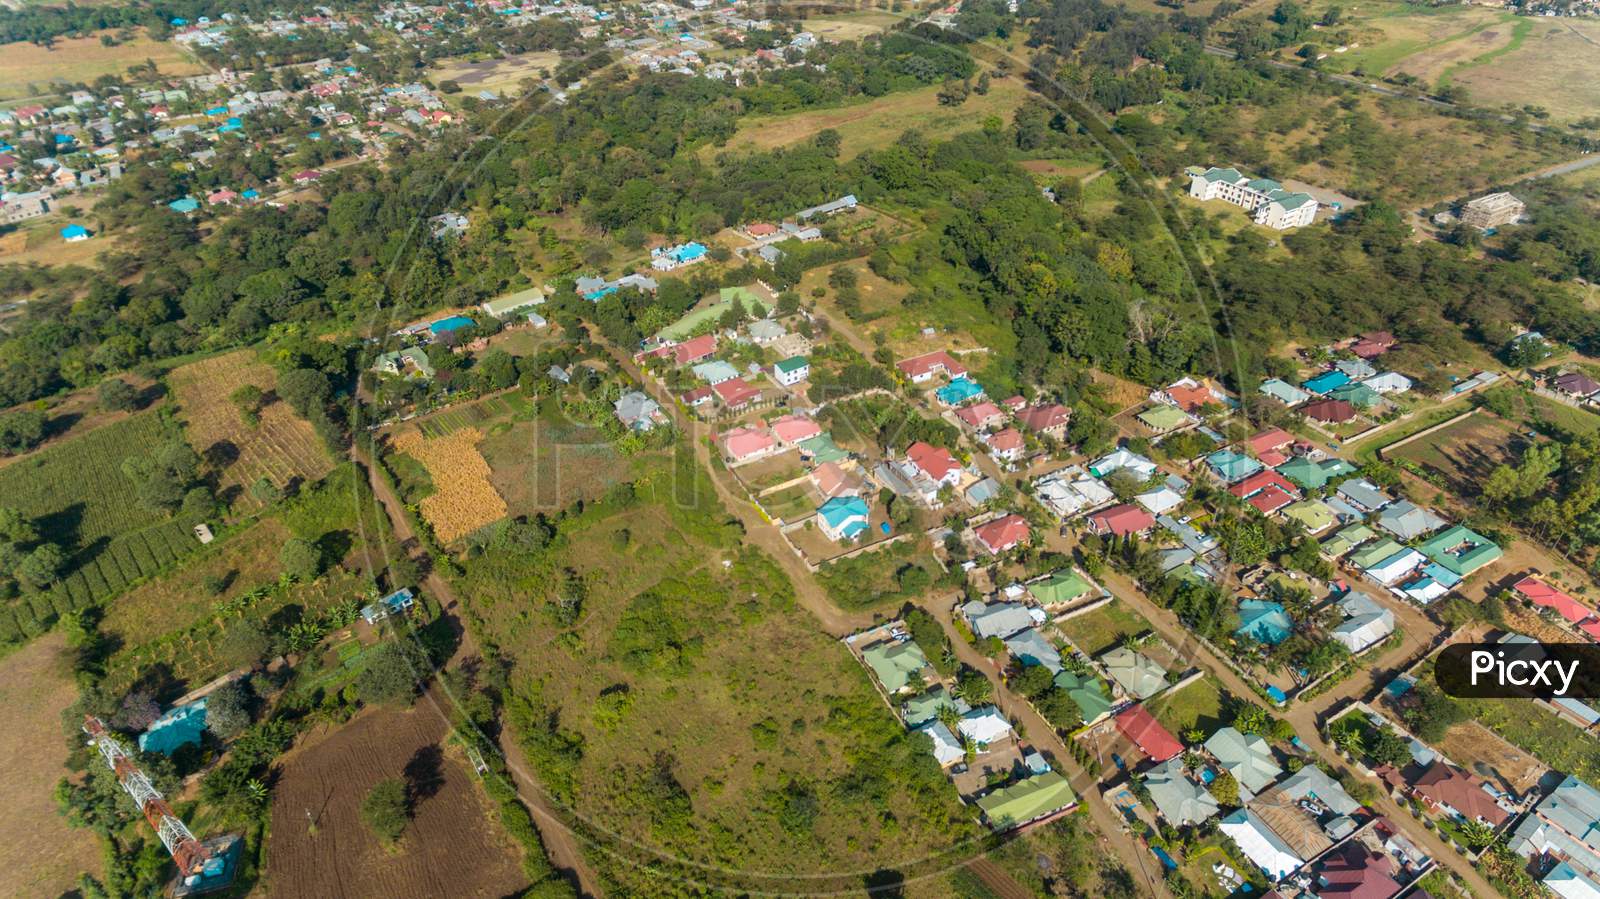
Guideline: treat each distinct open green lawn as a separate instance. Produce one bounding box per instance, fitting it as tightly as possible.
[1057,600,1151,656]
[813,537,944,611]
[453,450,976,892]
[1146,676,1229,739]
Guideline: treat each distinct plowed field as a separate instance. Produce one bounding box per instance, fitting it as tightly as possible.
[262,702,526,899]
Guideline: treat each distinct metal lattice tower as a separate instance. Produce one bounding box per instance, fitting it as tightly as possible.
[82,716,211,875]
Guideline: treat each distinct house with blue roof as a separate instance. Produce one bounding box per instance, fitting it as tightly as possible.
[818,496,870,541]
[169,196,200,214]
[935,376,985,407]
[60,224,90,241]
[361,587,416,624]
[1206,449,1262,483]
[1236,599,1293,645]
[139,699,208,755]
[205,105,229,117]
[651,241,709,271]
[1302,370,1351,394]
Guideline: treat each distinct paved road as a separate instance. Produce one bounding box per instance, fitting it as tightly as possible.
[353,447,605,898]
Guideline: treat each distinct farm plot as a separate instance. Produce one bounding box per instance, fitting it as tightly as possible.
[392,427,508,543]
[1388,410,1530,500]
[1433,720,1548,796]
[428,49,561,97]
[169,351,334,510]
[98,518,289,651]
[0,632,103,899]
[0,409,167,546]
[263,703,526,899]
[99,566,369,696]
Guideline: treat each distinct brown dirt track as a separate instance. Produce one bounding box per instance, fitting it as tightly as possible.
[262,702,526,899]
[0,632,103,898]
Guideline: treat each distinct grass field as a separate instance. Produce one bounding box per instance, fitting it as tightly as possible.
[1057,600,1151,656]
[1146,676,1228,738]
[455,452,976,892]
[0,218,116,267]
[1389,409,1530,500]
[0,631,103,898]
[714,72,1031,160]
[1296,0,1599,124]
[478,395,638,515]
[428,49,561,98]
[169,350,335,511]
[1461,696,1600,784]
[800,9,905,41]
[0,30,202,101]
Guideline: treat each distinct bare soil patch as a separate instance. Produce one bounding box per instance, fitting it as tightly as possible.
[263,702,526,899]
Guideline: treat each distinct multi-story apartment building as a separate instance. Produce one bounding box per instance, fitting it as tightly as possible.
[1188,166,1319,230]
[1461,191,1524,230]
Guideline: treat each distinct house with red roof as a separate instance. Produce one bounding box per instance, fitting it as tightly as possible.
[1229,470,1301,503]
[207,189,238,206]
[896,350,967,384]
[13,104,47,125]
[907,441,962,486]
[810,461,859,498]
[1303,398,1357,423]
[770,414,822,445]
[1410,761,1512,827]
[713,377,761,410]
[720,426,777,463]
[1315,843,1401,899]
[974,514,1030,555]
[1158,378,1224,414]
[1016,403,1071,440]
[1088,503,1155,538]
[984,428,1025,463]
[1512,576,1598,628]
[682,385,714,408]
[671,333,716,366]
[1248,427,1295,458]
[1248,485,1297,515]
[293,169,323,183]
[746,222,778,237]
[957,401,1006,431]
[1002,395,1027,412]
[1114,704,1182,762]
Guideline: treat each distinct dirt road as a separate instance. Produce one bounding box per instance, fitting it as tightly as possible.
[353,450,605,898]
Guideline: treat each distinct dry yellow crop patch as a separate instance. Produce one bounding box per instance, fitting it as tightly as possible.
[393,427,507,542]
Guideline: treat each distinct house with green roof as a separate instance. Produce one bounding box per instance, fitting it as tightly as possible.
[1138,403,1192,433]
[1321,522,1375,558]
[1419,525,1502,577]
[1349,537,1404,570]
[1052,669,1114,724]
[481,286,545,318]
[1282,499,1337,534]
[976,770,1076,830]
[1188,165,1319,230]
[797,432,848,464]
[1276,456,1356,490]
[1329,382,1381,409]
[902,685,969,728]
[1030,569,1093,607]
[862,640,929,694]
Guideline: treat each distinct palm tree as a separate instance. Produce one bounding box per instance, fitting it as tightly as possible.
[935,704,962,734]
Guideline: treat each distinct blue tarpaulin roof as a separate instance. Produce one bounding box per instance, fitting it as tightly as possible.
[139,698,207,755]
[429,315,475,335]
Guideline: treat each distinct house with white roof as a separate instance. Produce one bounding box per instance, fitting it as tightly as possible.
[957,706,1013,748]
[1220,808,1304,880]
[1331,592,1395,653]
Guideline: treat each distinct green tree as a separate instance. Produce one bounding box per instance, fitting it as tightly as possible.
[205,681,252,738]
[97,378,139,412]
[1208,770,1240,807]
[360,778,409,842]
[279,537,323,580]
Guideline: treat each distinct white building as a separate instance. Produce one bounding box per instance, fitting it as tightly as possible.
[1188,166,1318,230]
[772,355,809,386]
